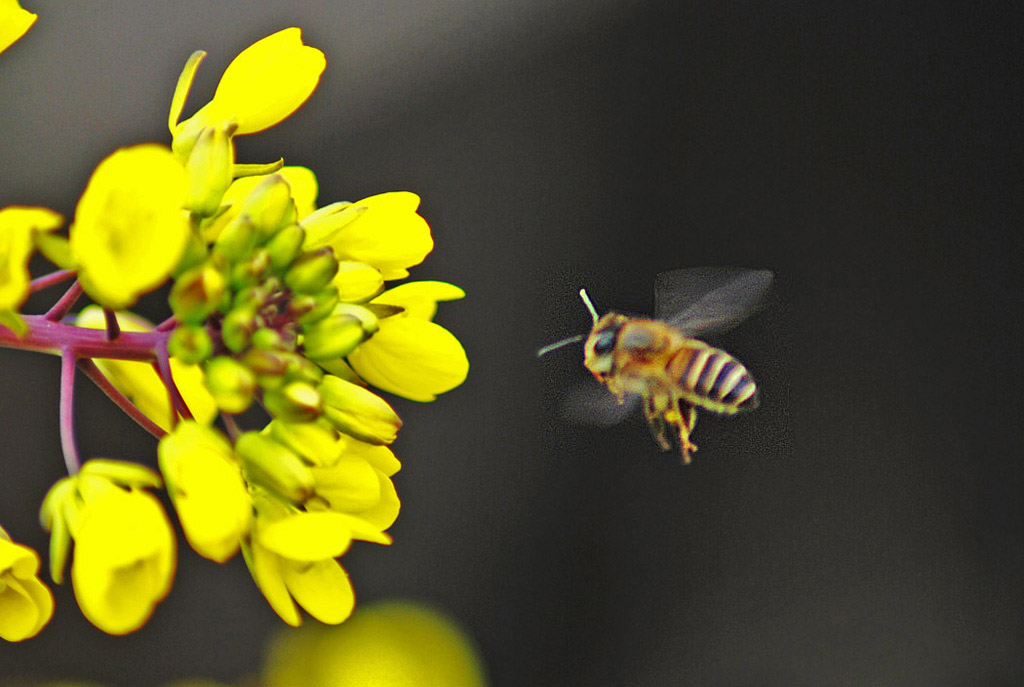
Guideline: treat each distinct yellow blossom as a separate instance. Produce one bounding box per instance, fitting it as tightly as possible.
[303,192,433,280]
[0,0,36,55]
[202,166,317,242]
[173,27,325,146]
[41,467,177,635]
[0,206,62,334]
[158,421,252,562]
[263,601,488,687]
[346,281,468,401]
[70,144,190,309]
[0,527,54,642]
[77,306,217,432]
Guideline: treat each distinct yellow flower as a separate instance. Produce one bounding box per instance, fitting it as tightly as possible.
[303,192,433,280]
[201,166,317,242]
[77,306,217,432]
[263,601,488,687]
[346,281,468,401]
[246,507,388,627]
[0,206,62,335]
[42,466,177,635]
[158,421,252,562]
[173,28,325,143]
[0,0,36,55]
[0,527,54,642]
[70,144,190,309]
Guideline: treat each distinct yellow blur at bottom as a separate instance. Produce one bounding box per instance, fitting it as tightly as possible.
[263,600,488,687]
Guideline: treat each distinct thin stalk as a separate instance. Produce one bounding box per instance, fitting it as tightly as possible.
[154,345,193,424]
[45,282,84,321]
[29,269,76,293]
[77,359,166,439]
[221,413,241,442]
[103,309,121,341]
[59,350,81,474]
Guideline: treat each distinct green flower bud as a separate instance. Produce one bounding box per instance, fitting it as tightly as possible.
[173,229,211,277]
[301,313,366,361]
[319,375,402,445]
[264,223,306,272]
[185,123,237,217]
[240,175,295,242]
[240,347,289,385]
[330,303,380,336]
[213,215,258,263]
[263,381,323,423]
[251,327,284,350]
[221,306,258,353]
[229,247,271,290]
[169,263,228,323]
[284,247,338,294]
[167,323,214,364]
[235,431,314,503]
[280,351,325,386]
[288,287,340,325]
[204,356,256,413]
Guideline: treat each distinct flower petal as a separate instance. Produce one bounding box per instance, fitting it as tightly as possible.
[372,281,465,320]
[282,558,355,625]
[0,0,37,54]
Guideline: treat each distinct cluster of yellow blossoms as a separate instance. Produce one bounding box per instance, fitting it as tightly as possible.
[1,18,467,640]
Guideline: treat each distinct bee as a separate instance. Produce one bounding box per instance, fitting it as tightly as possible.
[537,267,772,463]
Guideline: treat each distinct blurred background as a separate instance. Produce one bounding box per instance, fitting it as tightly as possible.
[1,1,1022,685]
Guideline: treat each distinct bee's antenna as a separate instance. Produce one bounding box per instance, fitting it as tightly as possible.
[579,288,599,324]
[536,334,585,358]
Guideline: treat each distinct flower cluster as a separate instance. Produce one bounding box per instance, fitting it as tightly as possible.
[0,23,467,639]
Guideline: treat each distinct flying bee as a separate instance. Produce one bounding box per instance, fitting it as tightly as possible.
[537,267,772,463]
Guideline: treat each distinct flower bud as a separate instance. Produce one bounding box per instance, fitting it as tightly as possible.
[184,123,237,217]
[240,175,295,242]
[333,260,384,302]
[319,375,402,445]
[287,287,339,325]
[213,215,258,263]
[221,306,258,353]
[251,327,288,351]
[284,247,338,294]
[280,351,325,386]
[204,356,256,413]
[229,247,271,289]
[167,323,214,364]
[263,381,323,423]
[169,263,228,323]
[301,313,366,361]
[235,432,315,503]
[331,303,379,336]
[264,223,306,271]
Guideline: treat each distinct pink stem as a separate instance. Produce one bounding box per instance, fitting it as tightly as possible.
[77,359,166,439]
[104,309,121,341]
[59,350,81,474]
[45,282,84,321]
[154,345,193,424]
[30,270,77,293]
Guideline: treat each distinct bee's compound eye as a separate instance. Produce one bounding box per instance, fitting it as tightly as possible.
[593,329,617,355]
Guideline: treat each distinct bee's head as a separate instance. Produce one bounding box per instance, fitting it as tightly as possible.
[583,312,626,379]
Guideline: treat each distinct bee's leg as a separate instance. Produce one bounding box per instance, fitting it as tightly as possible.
[667,398,698,464]
[643,395,672,451]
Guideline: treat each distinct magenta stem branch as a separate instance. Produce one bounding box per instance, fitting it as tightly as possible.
[155,345,193,424]
[59,349,81,474]
[77,359,167,439]
[29,269,77,293]
[0,315,168,360]
[104,309,121,341]
[45,281,84,321]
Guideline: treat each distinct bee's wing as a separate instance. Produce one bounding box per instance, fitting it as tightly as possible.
[655,267,773,336]
[560,377,641,426]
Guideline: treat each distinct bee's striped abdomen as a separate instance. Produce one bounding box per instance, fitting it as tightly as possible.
[679,347,758,414]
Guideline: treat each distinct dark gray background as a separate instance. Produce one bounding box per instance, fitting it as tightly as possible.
[1,1,1022,685]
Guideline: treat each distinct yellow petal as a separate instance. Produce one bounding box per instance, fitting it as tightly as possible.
[249,541,301,627]
[0,206,63,312]
[202,166,316,242]
[257,511,356,561]
[0,0,37,54]
[372,280,465,320]
[348,318,468,401]
[310,455,381,512]
[205,28,326,135]
[0,537,53,641]
[304,192,433,280]
[282,558,354,625]
[319,375,402,445]
[77,307,218,431]
[70,144,189,309]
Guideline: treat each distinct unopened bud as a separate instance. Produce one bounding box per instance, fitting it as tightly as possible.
[265,224,306,272]
[330,303,379,337]
[301,313,366,361]
[319,375,402,445]
[263,381,323,423]
[288,287,339,325]
[204,356,256,413]
[284,247,339,294]
[229,248,271,290]
[333,261,384,302]
[168,323,213,364]
[185,123,236,217]
[235,432,314,503]
[221,306,258,353]
[251,327,284,350]
[213,215,258,263]
[240,175,295,242]
[169,263,228,323]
